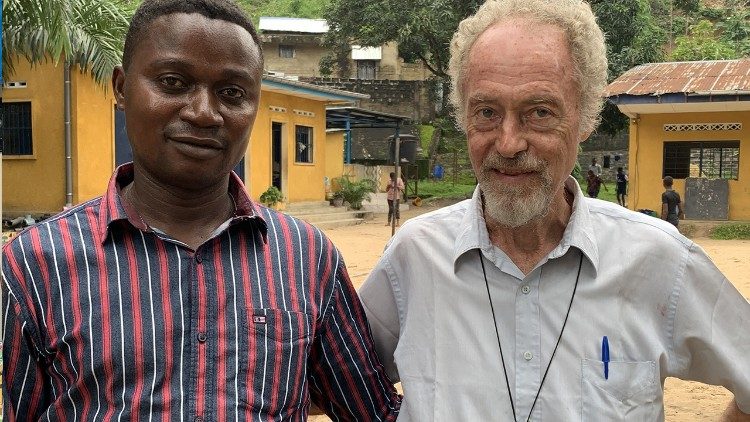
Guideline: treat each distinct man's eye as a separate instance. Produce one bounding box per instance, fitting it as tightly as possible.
[160,76,186,89]
[529,108,553,119]
[220,87,245,99]
[478,108,495,119]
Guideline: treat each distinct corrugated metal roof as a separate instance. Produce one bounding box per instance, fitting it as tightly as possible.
[604,59,750,97]
[258,17,329,34]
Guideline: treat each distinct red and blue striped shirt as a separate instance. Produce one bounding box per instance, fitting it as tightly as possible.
[2,164,400,421]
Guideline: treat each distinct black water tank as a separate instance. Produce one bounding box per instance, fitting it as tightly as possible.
[387,135,419,164]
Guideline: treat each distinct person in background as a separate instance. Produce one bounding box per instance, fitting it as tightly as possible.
[385,171,405,226]
[1,0,400,419]
[585,169,606,198]
[359,0,750,420]
[588,157,602,177]
[615,166,628,207]
[662,175,685,227]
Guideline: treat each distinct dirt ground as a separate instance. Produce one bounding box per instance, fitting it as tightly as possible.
[312,200,750,421]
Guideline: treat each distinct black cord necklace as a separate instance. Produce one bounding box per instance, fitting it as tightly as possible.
[478,249,583,422]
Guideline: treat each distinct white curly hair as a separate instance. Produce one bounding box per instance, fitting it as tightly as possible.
[448,0,608,136]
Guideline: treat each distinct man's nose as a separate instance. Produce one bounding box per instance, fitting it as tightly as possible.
[494,118,528,158]
[180,87,223,127]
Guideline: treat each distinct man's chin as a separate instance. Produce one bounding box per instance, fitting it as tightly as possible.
[481,190,552,228]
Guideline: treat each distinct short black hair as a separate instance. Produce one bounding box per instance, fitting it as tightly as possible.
[123,0,263,70]
[663,176,674,187]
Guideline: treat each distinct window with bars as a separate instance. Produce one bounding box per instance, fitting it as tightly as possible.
[279,45,294,58]
[295,125,313,163]
[356,60,377,80]
[1,102,33,155]
[663,141,740,180]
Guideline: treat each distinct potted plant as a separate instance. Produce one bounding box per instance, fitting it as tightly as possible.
[259,186,285,210]
[330,190,345,207]
[333,176,377,210]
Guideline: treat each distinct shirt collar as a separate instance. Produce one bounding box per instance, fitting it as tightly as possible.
[97,163,268,244]
[452,176,599,275]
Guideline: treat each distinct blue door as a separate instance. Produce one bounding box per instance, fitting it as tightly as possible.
[114,107,132,166]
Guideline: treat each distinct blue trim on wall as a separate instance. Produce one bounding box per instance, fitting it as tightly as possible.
[609,93,750,105]
[262,79,362,102]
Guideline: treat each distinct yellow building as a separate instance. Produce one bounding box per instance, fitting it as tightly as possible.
[606,59,750,221]
[1,60,366,215]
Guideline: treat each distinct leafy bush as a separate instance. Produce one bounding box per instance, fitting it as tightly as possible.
[333,176,376,210]
[710,223,750,240]
[259,186,284,207]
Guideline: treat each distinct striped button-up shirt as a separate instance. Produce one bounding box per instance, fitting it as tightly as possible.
[2,164,400,421]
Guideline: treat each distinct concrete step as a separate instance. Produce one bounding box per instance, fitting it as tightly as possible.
[361,192,410,214]
[289,210,373,223]
[285,201,374,229]
[306,218,367,230]
[284,201,331,212]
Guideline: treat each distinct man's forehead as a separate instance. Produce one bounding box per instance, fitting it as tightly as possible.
[133,12,260,66]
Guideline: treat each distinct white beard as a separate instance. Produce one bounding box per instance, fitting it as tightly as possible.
[478,152,554,228]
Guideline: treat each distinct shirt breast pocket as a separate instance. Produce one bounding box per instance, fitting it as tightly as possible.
[581,358,659,421]
[239,308,313,414]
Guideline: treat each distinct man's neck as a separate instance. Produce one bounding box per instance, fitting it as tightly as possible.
[485,189,573,276]
[122,171,235,250]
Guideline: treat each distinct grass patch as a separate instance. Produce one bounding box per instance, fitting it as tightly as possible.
[575,177,618,204]
[710,223,750,240]
[419,124,436,151]
[414,179,476,200]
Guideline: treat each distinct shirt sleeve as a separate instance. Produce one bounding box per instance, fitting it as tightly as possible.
[661,192,668,204]
[3,253,51,421]
[669,243,750,413]
[307,259,401,421]
[359,257,401,381]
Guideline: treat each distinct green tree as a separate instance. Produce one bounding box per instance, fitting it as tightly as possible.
[324,0,482,80]
[718,7,750,57]
[323,0,483,108]
[669,19,738,60]
[592,0,666,135]
[3,0,132,84]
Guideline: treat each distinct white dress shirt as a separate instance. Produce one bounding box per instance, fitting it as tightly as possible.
[360,177,750,421]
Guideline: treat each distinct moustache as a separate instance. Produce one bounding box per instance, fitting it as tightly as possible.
[481,152,546,173]
[164,123,223,140]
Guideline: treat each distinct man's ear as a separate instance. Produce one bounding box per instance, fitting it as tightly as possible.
[112,65,126,110]
[579,129,594,144]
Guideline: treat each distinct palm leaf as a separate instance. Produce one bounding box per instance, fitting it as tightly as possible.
[3,0,131,86]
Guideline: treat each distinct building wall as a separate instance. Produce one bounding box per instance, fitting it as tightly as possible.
[2,60,68,214]
[300,77,434,123]
[261,36,429,81]
[71,70,117,204]
[325,131,345,186]
[247,90,330,203]
[629,111,750,220]
[262,37,328,77]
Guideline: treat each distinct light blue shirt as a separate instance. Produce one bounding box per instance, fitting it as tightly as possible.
[360,177,750,421]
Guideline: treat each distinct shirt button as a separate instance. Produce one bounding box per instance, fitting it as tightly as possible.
[195,254,203,264]
[197,332,207,343]
[523,351,533,361]
[521,285,531,294]
[195,417,204,422]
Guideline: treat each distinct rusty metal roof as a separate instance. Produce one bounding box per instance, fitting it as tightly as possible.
[604,59,750,97]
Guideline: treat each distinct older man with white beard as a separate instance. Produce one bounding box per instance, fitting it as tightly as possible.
[359,0,750,421]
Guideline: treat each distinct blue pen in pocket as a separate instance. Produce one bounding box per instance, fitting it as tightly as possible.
[602,336,610,380]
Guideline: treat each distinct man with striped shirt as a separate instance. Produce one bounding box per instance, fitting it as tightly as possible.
[2,0,400,420]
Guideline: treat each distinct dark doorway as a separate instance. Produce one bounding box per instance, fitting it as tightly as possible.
[233,158,245,182]
[114,107,132,166]
[272,122,283,190]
